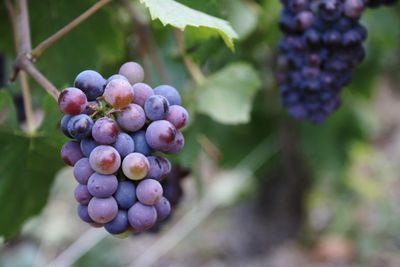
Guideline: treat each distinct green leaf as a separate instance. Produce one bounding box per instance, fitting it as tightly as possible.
[225,0,259,40]
[0,131,64,240]
[196,63,261,124]
[0,90,17,129]
[139,0,238,50]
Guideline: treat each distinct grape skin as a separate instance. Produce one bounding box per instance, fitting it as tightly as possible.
[74,70,106,101]
[145,156,163,181]
[144,95,169,121]
[107,74,129,84]
[80,138,99,158]
[118,62,145,85]
[130,131,152,156]
[92,117,119,145]
[89,145,121,175]
[67,114,93,140]
[122,153,150,180]
[159,157,172,178]
[88,197,118,224]
[164,130,185,154]
[103,78,134,109]
[105,210,129,235]
[87,173,118,198]
[136,179,163,205]
[165,105,189,130]
[145,120,177,151]
[61,141,83,166]
[74,184,92,205]
[155,197,171,221]
[128,202,157,232]
[61,115,73,138]
[114,180,137,209]
[116,104,146,132]
[112,132,135,158]
[153,85,182,106]
[73,158,94,184]
[77,204,94,223]
[132,83,154,107]
[58,87,87,115]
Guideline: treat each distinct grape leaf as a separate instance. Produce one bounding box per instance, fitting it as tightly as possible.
[0,91,17,129]
[196,63,261,124]
[139,0,238,50]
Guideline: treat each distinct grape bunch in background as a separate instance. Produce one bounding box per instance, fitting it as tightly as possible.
[58,61,189,236]
[277,0,398,123]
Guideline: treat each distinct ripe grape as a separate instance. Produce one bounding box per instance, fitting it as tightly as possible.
[103,78,134,109]
[128,203,157,232]
[107,74,129,84]
[105,210,129,235]
[131,131,152,156]
[88,197,118,224]
[73,158,94,184]
[164,130,184,154]
[122,153,150,180]
[74,70,106,101]
[77,204,94,223]
[146,156,163,181]
[61,141,83,166]
[145,120,177,152]
[80,138,99,158]
[74,184,92,205]
[159,157,171,178]
[153,85,181,106]
[118,62,144,85]
[112,132,135,158]
[144,95,169,121]
[165,105,189,129]
[92,117,119,145]
[89,145,121,174]
[87,173,118,198]
[136,179,163,205]
[116,104,146,132]
[67,114,93,140]
[61,115,73,138]
[132,83,154,107]
[155,197,171,221]
[114,180,137,209]
[58,87,87,115]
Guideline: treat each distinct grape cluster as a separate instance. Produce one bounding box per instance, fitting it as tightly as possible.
[59,61,189,236]
[277,0,398,123]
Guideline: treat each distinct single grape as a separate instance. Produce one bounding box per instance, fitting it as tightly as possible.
[164,130,185,154]
[74,184,92,205]
[92,117,119,145]
[87,173,118,198]
[89,145,121,174]
[118,62,145,85]
[80,138,99,157]
[103,78,134,109]
[145,156,163,181]
[88,197,118,224]
[112,132,135,158]
[155,197,171,221]
[77,204,93,223]
[61,115,73,138]
[67,114,93,140]
[107,74,129,84]
[116,104,146,132]
[114,180,137,209]
[136,179,163,205]
[61,141,83,166]
[144,95,169,121]
[159,157,171,178]
[132,83,154,107]
[153,85,181,106]
[74,70,106,101]
[145,120,177,152]
[165,105,189,129]
[104,210,129,235]
[130,131,152,156]
[58,87,87,115]
[128,202,157,232]
[73,158,94,184]
[122,153,150,180]
[344,0,364,18]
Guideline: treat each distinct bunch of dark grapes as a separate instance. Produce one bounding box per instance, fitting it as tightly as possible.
[58,61,190,237]
[277,0,398,123]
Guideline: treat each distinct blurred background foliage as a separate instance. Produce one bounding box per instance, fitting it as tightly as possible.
[0,0,400,266]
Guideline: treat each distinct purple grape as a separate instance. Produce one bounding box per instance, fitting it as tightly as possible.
[128,202,157,232]
[114,180,137,209]
[87,173,118,198]
[122,153,150,180]
[145,120,177,152]
[159,157,171,178]
[118,62,145,85]
[104,210,129,235]
[132,83,154,107]
[112,132,135,158]
[92,117,119,145]
[73,158,94,184]
[58,87,87,115]
[74,70,106,101]
[88,197,118,224]
[155,197,171,221]
[344,0,364,18]
[116,104,146,132]
[89,145,121,174]
[153,85,181,106]
[61,141,83,166]
[144,95,169,121]
[67,114,93,140]
[107,74,129,84]
[74,184,92,205]
[145,156,163,181]
[103,78,134,109]
[77,204,93,223]
[80,138,99,157]
[165,105,189,129]
[136,179,163,205]
[82,101,99,116]
[61,115,73,138]
[164,130,185,154]
[130,131,152,156]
